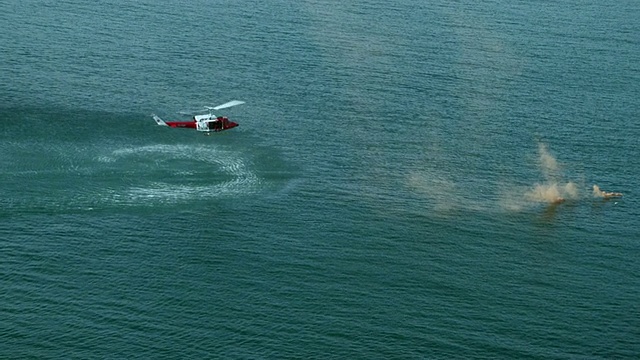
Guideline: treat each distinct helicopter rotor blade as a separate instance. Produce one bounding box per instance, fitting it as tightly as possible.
[205,100,245,111]
[178,108,206,115]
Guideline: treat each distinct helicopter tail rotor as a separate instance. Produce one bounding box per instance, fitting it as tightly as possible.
[152,114,168,126]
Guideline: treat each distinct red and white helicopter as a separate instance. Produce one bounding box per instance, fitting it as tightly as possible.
[152,100,244,133]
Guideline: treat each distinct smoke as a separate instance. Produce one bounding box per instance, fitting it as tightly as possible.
[407,171,459,213]
[593,184,605,197]
[523,143,579,204]
[526,181,578,203]
[538,143,559,182]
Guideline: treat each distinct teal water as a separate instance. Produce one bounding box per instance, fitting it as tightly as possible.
[2,0,640,358]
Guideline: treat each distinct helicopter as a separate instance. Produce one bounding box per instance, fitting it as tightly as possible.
[152,100,244,133]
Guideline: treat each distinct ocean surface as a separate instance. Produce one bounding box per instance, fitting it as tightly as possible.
[1,0,639,358]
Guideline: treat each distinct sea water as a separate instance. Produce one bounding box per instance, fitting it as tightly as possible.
[1,0,639,357]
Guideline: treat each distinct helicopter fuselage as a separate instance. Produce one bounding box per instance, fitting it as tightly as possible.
[156,116,238,132]
[152,100,244,133]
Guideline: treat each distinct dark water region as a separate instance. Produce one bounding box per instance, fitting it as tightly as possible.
[1,0,639,358]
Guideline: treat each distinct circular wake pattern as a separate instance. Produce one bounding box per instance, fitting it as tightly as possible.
[98,144,264,206]
[0,141,270,214]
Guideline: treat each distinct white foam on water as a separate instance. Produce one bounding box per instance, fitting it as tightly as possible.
[97,144,263,205]
[96,155,116,163]
[109,144,196,159]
